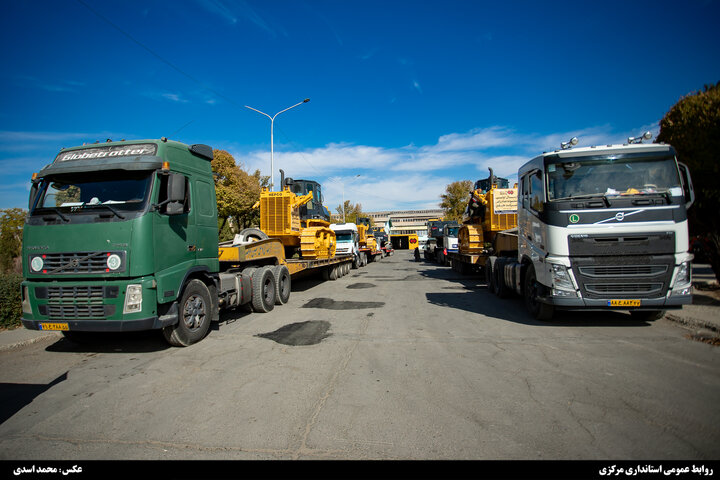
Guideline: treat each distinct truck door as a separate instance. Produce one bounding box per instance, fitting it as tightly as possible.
[152,172,197,303]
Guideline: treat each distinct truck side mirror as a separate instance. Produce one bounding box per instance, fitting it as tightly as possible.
[168,173,186,202]
[678,162,694,209]
[28,183,39,210]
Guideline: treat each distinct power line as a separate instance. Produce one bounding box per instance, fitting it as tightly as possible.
[75,0,243,110]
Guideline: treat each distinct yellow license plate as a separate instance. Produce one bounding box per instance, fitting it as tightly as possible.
[39,322,69,331]
[608,299,641,307]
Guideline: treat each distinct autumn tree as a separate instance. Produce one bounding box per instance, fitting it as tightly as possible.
[656,81,720,280]
[211,149,269,241]
[440,180,472,222]
[0,208,26,273]
[336,200,363,224]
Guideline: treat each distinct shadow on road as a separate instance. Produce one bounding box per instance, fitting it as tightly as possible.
[0,372,67,425]
[425,290,653,327]
[45,331,171,353]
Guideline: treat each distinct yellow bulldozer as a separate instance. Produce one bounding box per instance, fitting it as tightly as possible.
[246,170,336,260]
[458,168,518,255]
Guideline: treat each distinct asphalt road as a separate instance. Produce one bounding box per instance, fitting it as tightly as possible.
[0,252,718,460]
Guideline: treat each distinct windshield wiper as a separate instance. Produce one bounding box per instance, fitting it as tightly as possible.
[554,193,611,207]
[84,203,126,219]
[40,208,70,222]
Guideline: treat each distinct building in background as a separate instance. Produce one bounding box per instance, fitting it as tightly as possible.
[331,209,444,237]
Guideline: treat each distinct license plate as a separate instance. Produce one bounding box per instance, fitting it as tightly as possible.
[608,299,641,307]
[39,322,69,331]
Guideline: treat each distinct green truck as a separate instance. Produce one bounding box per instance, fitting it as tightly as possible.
[20,138,351,346]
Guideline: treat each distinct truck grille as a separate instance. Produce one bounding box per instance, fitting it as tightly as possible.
[585,283,664,296]
[48,286,105,300]
[47,304,107,319]
[36,251,126,274]
[35,285,119,320]
[570,254,674,300]
[578,265,667,278]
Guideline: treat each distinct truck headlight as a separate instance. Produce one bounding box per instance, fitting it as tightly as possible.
[550,263,574,290]
[673,261,691,287]
[106,254,122,271]
[30,256,44,272]
[123,284,143,314]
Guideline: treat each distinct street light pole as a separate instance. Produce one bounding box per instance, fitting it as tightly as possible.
[245,98,310,191]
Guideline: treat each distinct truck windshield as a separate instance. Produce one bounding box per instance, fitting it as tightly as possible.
[546,155,682,201]
[32,170,153,215]
[446,227,459,236]
[336,233,354,242]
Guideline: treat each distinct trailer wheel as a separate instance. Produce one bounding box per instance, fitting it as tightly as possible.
[239,228,268,243]
[329,264,339,280]
[272,264,291,305]
[493,259,511,298]
[251,267,276,313]
[485,258,495,291]
[630,310,665,321]
[163,279,212,347]
[352,254,359,269]
[523,265,554,321]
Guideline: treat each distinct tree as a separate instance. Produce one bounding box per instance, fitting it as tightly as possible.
[336,200,363,224]
[656,81,720,280]
[440,180,473,222]
[0,208,26,273]
[211,150,269,241]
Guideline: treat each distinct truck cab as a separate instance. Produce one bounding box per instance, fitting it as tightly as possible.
[330,223,361,267]
[506,139,695,320]
[22,139,220,343]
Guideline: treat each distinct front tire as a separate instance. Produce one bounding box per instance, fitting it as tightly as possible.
[523,265,554,321]
[163,279,213,347]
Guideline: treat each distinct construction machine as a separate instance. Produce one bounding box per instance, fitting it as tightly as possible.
[249,170,336,260]
[458,168,518,256]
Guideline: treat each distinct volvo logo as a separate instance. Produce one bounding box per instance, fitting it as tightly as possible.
[615,212,625,222]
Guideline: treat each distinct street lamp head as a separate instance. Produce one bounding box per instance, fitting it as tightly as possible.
[303,98,310,103]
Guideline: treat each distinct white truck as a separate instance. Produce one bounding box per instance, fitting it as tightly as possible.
[486,136,695,321]
[330,223,363,268]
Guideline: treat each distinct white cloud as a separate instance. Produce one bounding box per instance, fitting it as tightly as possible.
[229,123,662,212]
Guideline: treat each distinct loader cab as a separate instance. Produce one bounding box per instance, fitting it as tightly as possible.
[475,175,509,192]
[289,179,330,223]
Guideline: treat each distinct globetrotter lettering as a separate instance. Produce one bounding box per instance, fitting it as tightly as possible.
[56,143,157,162]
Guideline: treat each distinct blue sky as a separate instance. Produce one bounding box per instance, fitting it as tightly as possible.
[1,0,719,212]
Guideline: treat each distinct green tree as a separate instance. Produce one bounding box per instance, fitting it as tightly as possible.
[440,180,472,222]
[336,200,363,224]
[656,81,720,280]
[0,208,26,273]
[211,150,269,241]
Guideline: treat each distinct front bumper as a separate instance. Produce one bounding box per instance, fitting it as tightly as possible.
[21,276,176,332]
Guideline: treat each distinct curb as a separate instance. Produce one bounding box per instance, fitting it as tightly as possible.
[665,313,719,334]
[0,331,62,352]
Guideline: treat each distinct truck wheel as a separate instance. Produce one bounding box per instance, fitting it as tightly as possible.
[239,228,268,243]
[523,265,554,321]
[352,254,359,269]
[272,264,291,305]
[251,267,275,313]
[630,310,666,321]
[485,258,495,292]
[163,279,212,347]
[493,259,510,298]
